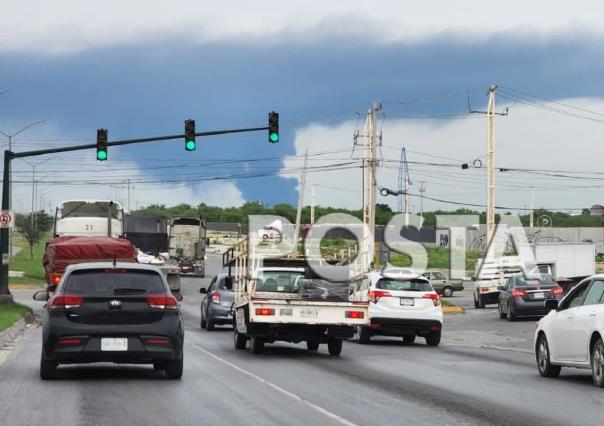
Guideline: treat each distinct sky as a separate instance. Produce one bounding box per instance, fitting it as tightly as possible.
[2,1,604,214]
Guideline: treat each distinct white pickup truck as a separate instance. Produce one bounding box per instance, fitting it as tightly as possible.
[223,238,368,356]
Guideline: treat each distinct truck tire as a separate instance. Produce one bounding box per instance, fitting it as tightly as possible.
[250,336,265,354]
[234,328,247,350]
[357,326,371,344]
[327,338,343,356]
[442,287,453,298]
[478,294,486,309]
[40,352,57,380]
[473,294,479,309]
[306,339,320,351]
[425,331,441,347]
[403,335,416,344]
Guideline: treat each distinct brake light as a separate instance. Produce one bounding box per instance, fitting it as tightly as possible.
[549,287,563,295]
[368,289,391,303]
[146,294,179,310]
[57,338,81,345]
[48,273,61,285]
[480,287,490,293]
[50,294,84,309]
[512,288,528,298]
[423,293,441,306]
[255,308,275,316]
[345,310,364,319]
[211,291,220,304]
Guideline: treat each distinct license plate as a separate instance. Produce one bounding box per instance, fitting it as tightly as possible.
[300,308,318,319]
[400,298,414,306]
[101,338,128,351]
[533,292,545,299]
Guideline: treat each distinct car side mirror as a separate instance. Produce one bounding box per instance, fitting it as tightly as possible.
[199,287,207,294]
[33,291,49,301]
[497,286,505,291]
[545,299,559,311]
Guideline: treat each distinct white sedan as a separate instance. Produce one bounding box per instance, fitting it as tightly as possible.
[534,275,604,387]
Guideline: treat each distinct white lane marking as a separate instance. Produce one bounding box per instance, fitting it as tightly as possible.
[444,342,533,354]
[184,338,356,426]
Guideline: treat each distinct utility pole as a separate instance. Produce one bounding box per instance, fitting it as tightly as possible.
[310,184,316,225]
[419,181,426,227]
[529,187,534,228]
[293,149,308,251]
[486,85,496,257]
[362,102,381,273]
[127,179,131,212]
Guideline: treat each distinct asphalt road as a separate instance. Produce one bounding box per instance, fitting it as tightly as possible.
[1,256,602,426]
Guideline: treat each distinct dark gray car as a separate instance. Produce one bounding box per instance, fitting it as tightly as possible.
[422,271,464,297]
[200,273,235,331]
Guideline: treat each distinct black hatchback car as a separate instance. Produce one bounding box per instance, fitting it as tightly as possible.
[34,262,184,380]
[497,274,563,321]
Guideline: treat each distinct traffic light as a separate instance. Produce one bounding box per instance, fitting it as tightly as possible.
[268,111,279,143]
[185,119,196,151]
[96,129,108,161]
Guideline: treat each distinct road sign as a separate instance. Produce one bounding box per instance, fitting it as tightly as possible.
[0,210,15,228]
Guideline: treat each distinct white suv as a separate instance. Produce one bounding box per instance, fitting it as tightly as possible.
[534,275,604,387]
[352,268,443,346]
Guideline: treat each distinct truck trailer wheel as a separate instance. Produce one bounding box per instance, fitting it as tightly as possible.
[357,326,371,344]
[306,339,320,351]
[234,328,247,350]
[327,338,343,356]
[250,336,265,354]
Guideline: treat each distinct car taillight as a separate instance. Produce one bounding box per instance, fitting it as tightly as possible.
[549,287,563,295]
[146,294,179,310]
[345,310,364,319]
[57,338,82,345]
[368,290,391,303]
[480,287,490,293]
[49,294,84,309]
[211,291,220,304]
[255,308,275,316]
[146,337,171,345]
[512,288,528,298]
[423,293,441,306]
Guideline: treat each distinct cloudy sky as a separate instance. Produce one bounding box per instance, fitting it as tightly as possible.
[2,1,604,214]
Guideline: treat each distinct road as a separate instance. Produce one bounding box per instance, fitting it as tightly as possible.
[0,256,602,426]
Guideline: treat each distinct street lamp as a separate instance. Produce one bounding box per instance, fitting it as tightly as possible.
[20,158,51,227]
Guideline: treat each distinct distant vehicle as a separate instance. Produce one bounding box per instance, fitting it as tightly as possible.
[497,274,563,321]
[54,200,123,238]
[351,268,443,346]
[534,275,604,387]
[169,217,207,277]
[33,262,184,380]
[473,256,524,309]
[200,273,235,331]
[532,242,595,287]
[422,271,464,297]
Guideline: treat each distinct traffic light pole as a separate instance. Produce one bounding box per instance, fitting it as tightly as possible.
[0,124,268,301]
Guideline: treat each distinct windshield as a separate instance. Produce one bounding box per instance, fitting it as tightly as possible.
[256,271,304,292]
[376,278,432,292]
[63,269,165,295]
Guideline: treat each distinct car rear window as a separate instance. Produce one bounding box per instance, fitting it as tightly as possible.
[376,278,432,292]
[63,269,165,295]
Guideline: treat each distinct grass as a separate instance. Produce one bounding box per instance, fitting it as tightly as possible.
[0,303,32,333]
[389,246,483,275]
[9,233,47,287]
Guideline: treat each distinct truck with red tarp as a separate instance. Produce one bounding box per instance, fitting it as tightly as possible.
[43,236,136,289]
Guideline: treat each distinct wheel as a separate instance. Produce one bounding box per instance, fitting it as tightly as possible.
[327,338,343,356]
[40,352,57,380]
[165,356,183,380]
[536,334,561,378]
[473,293,480,309]
[507,304,517,322]
[478,294,486,309]
[425,331,441,346]
[250,336,265,354]
[306,339,320,351]
[200,309,207,329]
[357,326,371,344]
[234,328,247,350]
[403,335,416,344]
[442,287,453,298]
[498,302,507,319]
[591,338,604,387]
[205,313,215,331]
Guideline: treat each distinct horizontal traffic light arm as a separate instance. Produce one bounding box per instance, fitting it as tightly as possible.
[11,126,269,159]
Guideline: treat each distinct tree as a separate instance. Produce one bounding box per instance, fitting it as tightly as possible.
[16,211,53,259]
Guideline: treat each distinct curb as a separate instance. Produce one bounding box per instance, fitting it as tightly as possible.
[0,310,35,350]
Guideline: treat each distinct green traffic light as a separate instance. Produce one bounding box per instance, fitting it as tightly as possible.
[185,140,196,151]
[269,132,279,143]
[97,150,107,161]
